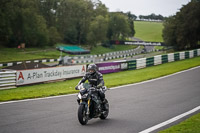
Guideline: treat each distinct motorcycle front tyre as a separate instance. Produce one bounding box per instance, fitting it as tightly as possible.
[78,104,88,125]
[99,99,109,120]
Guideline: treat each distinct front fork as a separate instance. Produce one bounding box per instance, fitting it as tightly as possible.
[86,98,90,115]
[79,98,91,115]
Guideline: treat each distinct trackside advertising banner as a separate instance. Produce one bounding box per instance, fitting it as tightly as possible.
[110,40,164,46]
[16,65,86,86]
[96,62,121,74]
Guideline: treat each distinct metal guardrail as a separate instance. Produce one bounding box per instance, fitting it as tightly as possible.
[0,59,60,68]
[0,70,17,90]
[72,46,143,64]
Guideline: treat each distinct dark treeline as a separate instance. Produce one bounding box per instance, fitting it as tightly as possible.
[0,0,136,48]
[139,13,165,21]
[162,0,200,50]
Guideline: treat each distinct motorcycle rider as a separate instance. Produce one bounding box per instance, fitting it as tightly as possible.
[75,63,106,104]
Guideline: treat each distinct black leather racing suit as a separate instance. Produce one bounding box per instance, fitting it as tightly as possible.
[78,71,105,101]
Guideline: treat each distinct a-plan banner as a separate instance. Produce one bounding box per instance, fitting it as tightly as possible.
[16,65,86,86]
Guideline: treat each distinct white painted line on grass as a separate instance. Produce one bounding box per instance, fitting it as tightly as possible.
[139,105,200,133]
[0,65,200,105]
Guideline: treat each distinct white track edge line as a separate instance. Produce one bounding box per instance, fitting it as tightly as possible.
[110,66,200,90]
[0,65,200,105]
[139,105,200,133]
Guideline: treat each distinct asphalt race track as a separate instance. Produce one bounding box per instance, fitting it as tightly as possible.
[0,67,200,133]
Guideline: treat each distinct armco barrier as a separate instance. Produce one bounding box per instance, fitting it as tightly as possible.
[174,53,180,61]
[1,49,200,90]
[128,60,136,70]
[136,58,146,69]
[154,55,162,65]
[189,51,194,58]
[162,55,168,64]
[185,51,190,59]
[180,52,185,60]
[0,59,60,68]
[0,70,16,90]
[146,57,154,67]
[194,50,198,57]
[168,53,174,62]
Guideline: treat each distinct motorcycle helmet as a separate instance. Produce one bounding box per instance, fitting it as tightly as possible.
[87,64,97,75]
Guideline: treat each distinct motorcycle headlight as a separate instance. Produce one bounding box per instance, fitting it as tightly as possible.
[80,88,87,95]
[82,94,88,99]
[80,87,85,91]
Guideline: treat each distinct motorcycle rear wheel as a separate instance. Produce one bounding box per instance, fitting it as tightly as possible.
[78,104,88,125]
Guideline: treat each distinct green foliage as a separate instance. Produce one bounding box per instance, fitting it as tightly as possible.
[0,0,50,47]
[48,27,62,46]
[162,16,177,46]
[163,1,200,50]
[93,1,108,17]
[107,12,131,40]
[87,15,108,48]
[126,11,136,36]
[57,0,94,44]
[0,0,136,48]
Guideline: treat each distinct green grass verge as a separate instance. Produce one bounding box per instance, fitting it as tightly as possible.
[134,21,164,42]
[90,45,137,55]
[159,113,200,133]
[155,46,164,50]
[0,56,200,102]
[0,47,63,63]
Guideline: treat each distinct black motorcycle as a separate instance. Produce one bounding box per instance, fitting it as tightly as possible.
[76,83,109,125]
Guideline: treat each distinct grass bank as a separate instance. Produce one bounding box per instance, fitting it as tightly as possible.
[134,21,164,42]
[90,45,137,55]
[159,113,200,133]
[0,56,200,102]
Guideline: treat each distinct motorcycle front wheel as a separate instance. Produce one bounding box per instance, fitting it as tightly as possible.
[78,104,88,125]
[99,99,109,119]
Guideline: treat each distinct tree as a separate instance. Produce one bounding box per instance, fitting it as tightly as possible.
[57,0,93,44]
[126,12,136,36]
[0,0,50,47]
[0,0,136,48]
[163,0,200,50]
[38,0,60,28]
[87,15,108,48]
[48,26,61,46]
[107,13,131,40]
[138,13,164,21]
[93,0,108,17]
[162,16,177,47]
[126,12,137,20]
